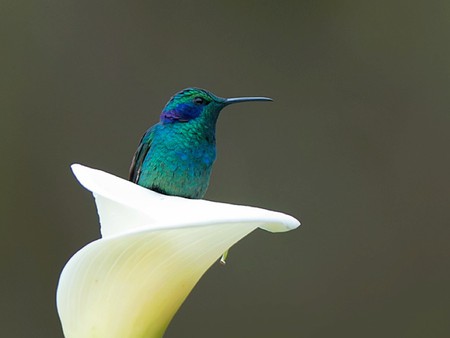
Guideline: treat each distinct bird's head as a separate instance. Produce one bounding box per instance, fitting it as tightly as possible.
[160,88,272,124]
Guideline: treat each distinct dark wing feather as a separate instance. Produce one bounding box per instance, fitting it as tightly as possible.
[129,126,155,183]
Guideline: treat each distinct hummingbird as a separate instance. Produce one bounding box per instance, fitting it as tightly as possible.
[129,87,272,199]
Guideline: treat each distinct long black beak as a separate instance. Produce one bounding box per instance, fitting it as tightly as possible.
[224,96,273,105]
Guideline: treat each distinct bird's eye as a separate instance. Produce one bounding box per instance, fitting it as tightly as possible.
[194,97,208,105]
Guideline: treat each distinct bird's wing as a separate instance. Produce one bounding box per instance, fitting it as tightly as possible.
[129,126,155,183]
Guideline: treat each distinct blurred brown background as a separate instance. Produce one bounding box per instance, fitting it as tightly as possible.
[2,1,449,337]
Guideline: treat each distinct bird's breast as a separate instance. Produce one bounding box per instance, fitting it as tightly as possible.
[138,131,216,198]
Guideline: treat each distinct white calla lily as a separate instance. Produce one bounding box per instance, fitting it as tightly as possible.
[57,164,300,338]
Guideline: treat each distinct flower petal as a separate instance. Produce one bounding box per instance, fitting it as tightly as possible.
[70,164,300,237]
[57,222,258,338]
[57,164,300,338]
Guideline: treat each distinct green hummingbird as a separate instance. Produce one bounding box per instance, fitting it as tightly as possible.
[129,88,272,199]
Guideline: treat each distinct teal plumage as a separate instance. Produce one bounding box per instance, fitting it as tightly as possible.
[129,88,271,199]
